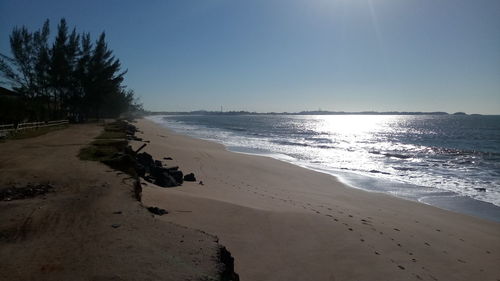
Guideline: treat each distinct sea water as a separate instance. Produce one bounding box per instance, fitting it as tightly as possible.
[149,114,500,221]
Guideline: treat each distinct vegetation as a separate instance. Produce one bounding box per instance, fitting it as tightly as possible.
[79,120,137,176]
[0,18,142,124]
[79,121,130,161]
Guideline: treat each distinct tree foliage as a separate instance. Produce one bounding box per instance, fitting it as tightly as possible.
[0,18,142,122]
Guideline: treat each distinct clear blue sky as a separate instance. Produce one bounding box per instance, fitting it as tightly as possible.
[1,0,499,114]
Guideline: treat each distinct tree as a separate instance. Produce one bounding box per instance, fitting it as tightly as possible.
[0,20,51,120]
[0,18,140,123]
[86,32,127,119]
[0,25,36,96]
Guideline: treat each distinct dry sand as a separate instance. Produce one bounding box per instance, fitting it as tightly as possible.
[0,123,224,281]
[137,118,500,281]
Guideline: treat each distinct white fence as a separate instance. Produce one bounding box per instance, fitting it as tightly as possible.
[0,124,15,137]
[0,119,69,137]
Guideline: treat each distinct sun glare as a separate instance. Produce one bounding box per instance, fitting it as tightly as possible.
[314,115,392,136]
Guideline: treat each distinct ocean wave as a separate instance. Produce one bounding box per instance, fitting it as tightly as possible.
[271,140,310,147]
[305,137,334,143]
[369,151,412,159]
[225,127,247,132]
[152,114,500,208]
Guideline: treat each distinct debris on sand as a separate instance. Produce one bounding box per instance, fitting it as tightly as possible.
[147,206,168,216]
[0,183,54,201]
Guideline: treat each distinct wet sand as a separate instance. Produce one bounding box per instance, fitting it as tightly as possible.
[137,118,500,281]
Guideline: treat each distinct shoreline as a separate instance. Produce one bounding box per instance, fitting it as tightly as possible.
[136,118,500,281]
[148,116,500,223]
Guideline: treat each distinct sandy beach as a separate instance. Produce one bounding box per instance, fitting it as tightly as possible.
[0,123,226,281]
[137,118,500,281]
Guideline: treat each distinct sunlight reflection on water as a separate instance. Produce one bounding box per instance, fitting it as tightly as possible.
[151,114,500,207]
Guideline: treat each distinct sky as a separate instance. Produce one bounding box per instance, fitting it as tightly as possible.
[1,0,499,114]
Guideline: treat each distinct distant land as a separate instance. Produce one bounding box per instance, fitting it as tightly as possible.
[145,110,481,116]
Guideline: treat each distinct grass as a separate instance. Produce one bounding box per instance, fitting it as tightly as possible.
[78,120,137,176]
[78,139,127,161]
[79,129,128,161]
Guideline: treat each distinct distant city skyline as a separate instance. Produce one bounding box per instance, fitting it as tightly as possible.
[1,0,499,114]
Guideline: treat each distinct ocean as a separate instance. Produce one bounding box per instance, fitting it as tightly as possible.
[148,114,500,221]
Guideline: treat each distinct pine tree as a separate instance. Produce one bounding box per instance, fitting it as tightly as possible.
[0,18,140,123]
[87,32,126,119]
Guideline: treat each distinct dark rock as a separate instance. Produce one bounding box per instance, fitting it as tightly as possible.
[143,175,154,183]
[103,154,136,173]
[170,170,184,184]
[154,160,163,167]
[151,166,168,178]
[111,224,121,228]
[147,206,168,215]
[199,181,204,186]
[474,188,486,192]
[184,173,196,182]
[165,166,179,172]
[155,173,178,187]
[163,157,173,160]
[136,152,154,167]
[136,164,146,177]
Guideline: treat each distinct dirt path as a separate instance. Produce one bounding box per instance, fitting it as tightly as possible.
[0,123,224,281]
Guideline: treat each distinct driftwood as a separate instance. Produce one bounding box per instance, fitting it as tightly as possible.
[135,143,147,154]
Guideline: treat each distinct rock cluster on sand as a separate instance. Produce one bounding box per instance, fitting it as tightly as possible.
[183,173,196,182]
[147,206,168,216]
[92,121,197,189]
[136,151,188,187]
